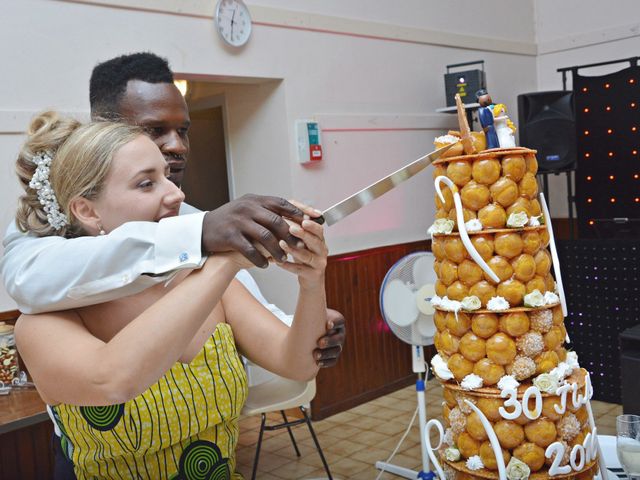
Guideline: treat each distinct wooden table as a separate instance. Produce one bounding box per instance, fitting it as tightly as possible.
[0,388,54,479]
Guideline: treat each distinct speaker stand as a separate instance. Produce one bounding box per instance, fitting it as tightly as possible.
[539,170,576,240]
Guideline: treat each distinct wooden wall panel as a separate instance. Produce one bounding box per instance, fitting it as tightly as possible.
[311,240,433,420]
[0,421,53,480]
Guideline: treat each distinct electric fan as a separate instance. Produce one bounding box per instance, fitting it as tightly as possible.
[376,251,438,480]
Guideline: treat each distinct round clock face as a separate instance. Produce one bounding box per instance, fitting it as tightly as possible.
[215,0,252,47]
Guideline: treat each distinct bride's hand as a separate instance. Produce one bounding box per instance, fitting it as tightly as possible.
[277,217,327,289]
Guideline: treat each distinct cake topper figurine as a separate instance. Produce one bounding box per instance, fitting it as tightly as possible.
[454,93,476,154]
[476,88,500,149]
[492,101,517,148]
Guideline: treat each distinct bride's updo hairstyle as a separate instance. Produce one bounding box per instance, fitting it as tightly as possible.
[16,111,142,238]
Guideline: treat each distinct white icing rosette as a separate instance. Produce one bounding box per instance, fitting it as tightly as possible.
[523,289,545,308]
[461,373,483,391]
[439,296,463,313]
[533,372,560,394]
[430,295,443,308]
[465,218,483,232]
[435,134,460,145]
[444,447,461,462]
[428,218,455,236]
[461,295,481,311]
[543,291,560,305]
[506,211,528,228]
[550,362,574,380]
[528,215,542,227]
[431,354,454,381]
[498,375,520,392]
[487,296,510,311]
[466,455,484,471]
[506,457,531,480]
[565,351,579,369]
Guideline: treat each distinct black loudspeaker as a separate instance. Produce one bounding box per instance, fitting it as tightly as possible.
[517,91,576,173]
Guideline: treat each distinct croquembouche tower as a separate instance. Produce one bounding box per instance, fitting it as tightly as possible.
[425,94,607,480]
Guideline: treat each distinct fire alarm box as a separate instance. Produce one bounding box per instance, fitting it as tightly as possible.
[296,120,323,164]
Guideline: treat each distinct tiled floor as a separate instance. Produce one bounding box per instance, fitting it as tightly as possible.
[235,378,622,480]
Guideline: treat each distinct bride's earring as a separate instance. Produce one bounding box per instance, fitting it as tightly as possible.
[97,224,106,236]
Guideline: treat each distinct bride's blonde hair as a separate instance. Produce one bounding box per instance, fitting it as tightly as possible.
[15,111,142,237]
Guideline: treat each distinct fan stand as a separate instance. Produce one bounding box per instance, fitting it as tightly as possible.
[375,344,436,480]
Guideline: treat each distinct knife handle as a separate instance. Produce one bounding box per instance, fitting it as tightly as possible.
[311,215,326,225]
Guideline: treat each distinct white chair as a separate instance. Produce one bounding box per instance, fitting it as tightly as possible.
[242,374,333,480]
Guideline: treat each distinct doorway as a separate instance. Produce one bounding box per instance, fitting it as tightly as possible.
[181,94,229,212]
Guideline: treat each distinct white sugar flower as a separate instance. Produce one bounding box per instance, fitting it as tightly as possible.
[428,219,455,237]
[461,296,481,311]
[444,447,461,462]
[507,212,528,228]
[506,457,531,480]
[533,373,560,394]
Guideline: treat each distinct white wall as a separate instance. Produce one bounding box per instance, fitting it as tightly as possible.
[534,0,640,216]
[9,0,630,313]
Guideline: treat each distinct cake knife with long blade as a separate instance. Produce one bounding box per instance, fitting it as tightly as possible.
[314,143,454,226]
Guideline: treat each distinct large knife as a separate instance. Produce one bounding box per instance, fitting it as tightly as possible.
[314,143,454,226]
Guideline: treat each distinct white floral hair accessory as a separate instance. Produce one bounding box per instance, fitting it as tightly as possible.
[29,151,68,231]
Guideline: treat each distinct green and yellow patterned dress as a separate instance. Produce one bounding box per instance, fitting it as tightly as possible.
[50,323,248,479]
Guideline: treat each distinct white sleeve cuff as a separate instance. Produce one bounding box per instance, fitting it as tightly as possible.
[152,211,205,273]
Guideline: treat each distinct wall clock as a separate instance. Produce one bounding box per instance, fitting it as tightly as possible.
[215,0,252,47]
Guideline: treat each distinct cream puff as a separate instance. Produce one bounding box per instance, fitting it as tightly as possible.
[461,180,491,211]
[501,154,527,182]
[486,333,517,365]
[494,232,524,259]
[447,160,472,187]
[478,203,507,229]
[490,177,519,207]
[472,158,502,185]
[471,313,499,339]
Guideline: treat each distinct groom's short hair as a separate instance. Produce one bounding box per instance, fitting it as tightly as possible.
[89,52,174,120]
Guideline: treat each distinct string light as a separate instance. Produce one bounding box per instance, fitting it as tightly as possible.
[582,87,588,92]
[610,198,616,203]
[608,152,614,157]
[609,175,615,180]
[606,106,612,111]
[607,129,613,134]
[605,83,611,89]
[584,107,590,113]
[635,197,640,203]
[584,130,590,136]
[632,102,637,108]
[633,150,638,155]
[587,198,593,203]
[585,152,591,158]
[586,175,593,181]
[634,174,639,179]
[632,126,638,132]
[589,220,595,225]
[630,78,636,84]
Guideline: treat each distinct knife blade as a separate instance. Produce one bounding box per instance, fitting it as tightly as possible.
[313,142,454,226]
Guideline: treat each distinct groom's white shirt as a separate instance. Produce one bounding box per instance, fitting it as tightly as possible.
[1,203,286,319]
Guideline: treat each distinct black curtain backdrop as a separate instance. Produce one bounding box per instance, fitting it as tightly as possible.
[573,65,640,238]
[558,240,640,403]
